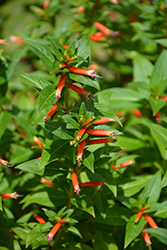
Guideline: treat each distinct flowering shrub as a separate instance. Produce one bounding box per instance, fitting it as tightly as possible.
[0,0,167,249]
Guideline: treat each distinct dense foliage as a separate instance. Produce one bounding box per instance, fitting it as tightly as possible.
[0,0,167,249]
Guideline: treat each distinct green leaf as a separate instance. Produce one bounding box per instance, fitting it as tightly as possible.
[83,152,94,173]
[114,136,146,151]
[20,188,68,208]
[90,206,133,226]
[39,140,69,170]
[40,122,73,140]
[24,38,54,68]
[71,195,95,217]
[38,85,56,111]
[150,49,167,95]
[149,96,166,116]
[124,215,145,248]
[91,169,117,197]
[156,39,167,48]
[140,171,161,204]
[60,115,79,129]
[16,159,44,176]
[161,171,167,188]
[50,38,65,61]
[154,201,167,218]
[68,226,82,238]
[93,230,118,250]
[144,228,167,245]
[69,73,100,90]
[0,111,11,139]
[77,36,91,61]
[15,72,51,91]
[147,123,167,148]
[119,176,152,197]
[94,102,122,127]
[133,53,153,83]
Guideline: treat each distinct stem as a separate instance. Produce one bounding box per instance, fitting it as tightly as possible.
[148,245,152,250]
[66,184,74,210]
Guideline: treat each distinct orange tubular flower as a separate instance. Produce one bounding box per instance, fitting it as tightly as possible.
[135,210,143,223]
[33,214,46,224]
[133,109,143,117]
[95,22,111,36]
[89,35,104,42]
[67,84,93,99]
[47,222,61,243]
[77,6,85,13]
[84,116,95,126]
[155,111,161,119]
[77,139,85,163]
[142,226,151,247]
[76,127,87,141]
[63,45,69,49]
[144,214,158,228]
[71,172,80,196]
[93,117,116,125]
[10,36,24,44]
[160,96,167,101]
[57,218,66,223]
[86,129,117,136]
[79,181,104,187]
[55,75,66,100]
[40,177,56,187]
[33,136,44,148]
[0,158,14,167]
[112,160,134,169]
[1,192,23,199]
[0,39,7,45]
[87,138,117,145]
[67,67,102,78]
[43,0,50,9]
[44,104,58,122]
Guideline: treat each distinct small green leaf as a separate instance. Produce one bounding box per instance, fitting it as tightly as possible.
[0,111,11,139]
[16,159,43,176]
[71,195,95,217]
[38,85,56,111]
[24,38,54,69]
[50,38,65,61]
[93,230,118,250]
[15,72,51,91]
[147,123,167,148]
[124,215,145,248]
[68,226,82,238]
[144,228,167,245]
[140,171,161,204]
[69,73,100,90]
[149,96,166,116]
[150,49,167,96]
[83,152,94,173]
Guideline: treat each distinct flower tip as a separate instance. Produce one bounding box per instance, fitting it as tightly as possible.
[55,93,60,101]
[47,234,52,243]
[92,71,103,78]
[75,188,80,197]
[44,116,50,122]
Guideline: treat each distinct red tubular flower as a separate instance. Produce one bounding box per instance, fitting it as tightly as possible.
[71,172,80,196]
[155,111,161,119]
[144,214,158,228]
[7,230,15,235]
[89,35,104,42]
[59,63,67,69]
[89,64,99,70]
[40,177,56,187]
[77,6,85,13]
[67,84,93,99]
[142,226,151,247]
[63,45,69,49]
[1,192,23,199]
[160,96,167,101]
[67,67,102,78]
[112,160,134,169]
[33,136,44,148]
[87,138,117,145]
[135,210,143,223]
[84,116,95,126]
[86,129,117,136]
[77,139,85,163]
[10,36,24,44]
[33,214,46,223]
[79,181,104,187]
[44,104,58,122]
[93,117,116,125]
[57,218,66,223]
[0,39,7,45]
[95,22,111,36]
[43,0,50,9]
[0,158,14,167]
[47,222,61,243]
[133,109,143,117]
[76,127,87,141]
[55,75,66,100]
